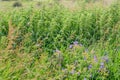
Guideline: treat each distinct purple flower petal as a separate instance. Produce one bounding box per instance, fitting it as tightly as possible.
[100,62,104,69]
[102,55,109,63]
[73,41,79,45]
[69,44,73,49]
[94,55,98,62]
[88,64,92,70]
[84,78,87,80]
[101,62,104,66]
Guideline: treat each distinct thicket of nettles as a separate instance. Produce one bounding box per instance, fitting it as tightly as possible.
[0,2,120,80]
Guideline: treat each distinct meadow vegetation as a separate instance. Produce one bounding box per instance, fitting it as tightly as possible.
[0,0,120,80]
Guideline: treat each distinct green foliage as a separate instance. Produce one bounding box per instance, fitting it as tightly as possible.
[0,2,120,80]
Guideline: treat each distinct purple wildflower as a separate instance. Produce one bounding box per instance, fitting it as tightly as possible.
[88,64,92,70]
[101,62,104,65]
[102,55,109,63]
[73,41,79,45]
[69,44,73,49]
[94,55,98,62]
[84,78,87,80]
[100,62,104,69]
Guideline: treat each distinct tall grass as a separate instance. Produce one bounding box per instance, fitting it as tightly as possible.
[0,2,120,80]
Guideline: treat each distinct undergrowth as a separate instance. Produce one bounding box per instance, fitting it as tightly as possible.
[0,2,120,80]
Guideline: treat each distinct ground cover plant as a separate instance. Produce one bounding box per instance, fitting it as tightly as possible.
[0,0,120,80]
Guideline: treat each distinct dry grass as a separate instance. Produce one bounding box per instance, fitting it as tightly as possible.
[54,0,116,11]
[0,0,116,12]
[7,20,16,50]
